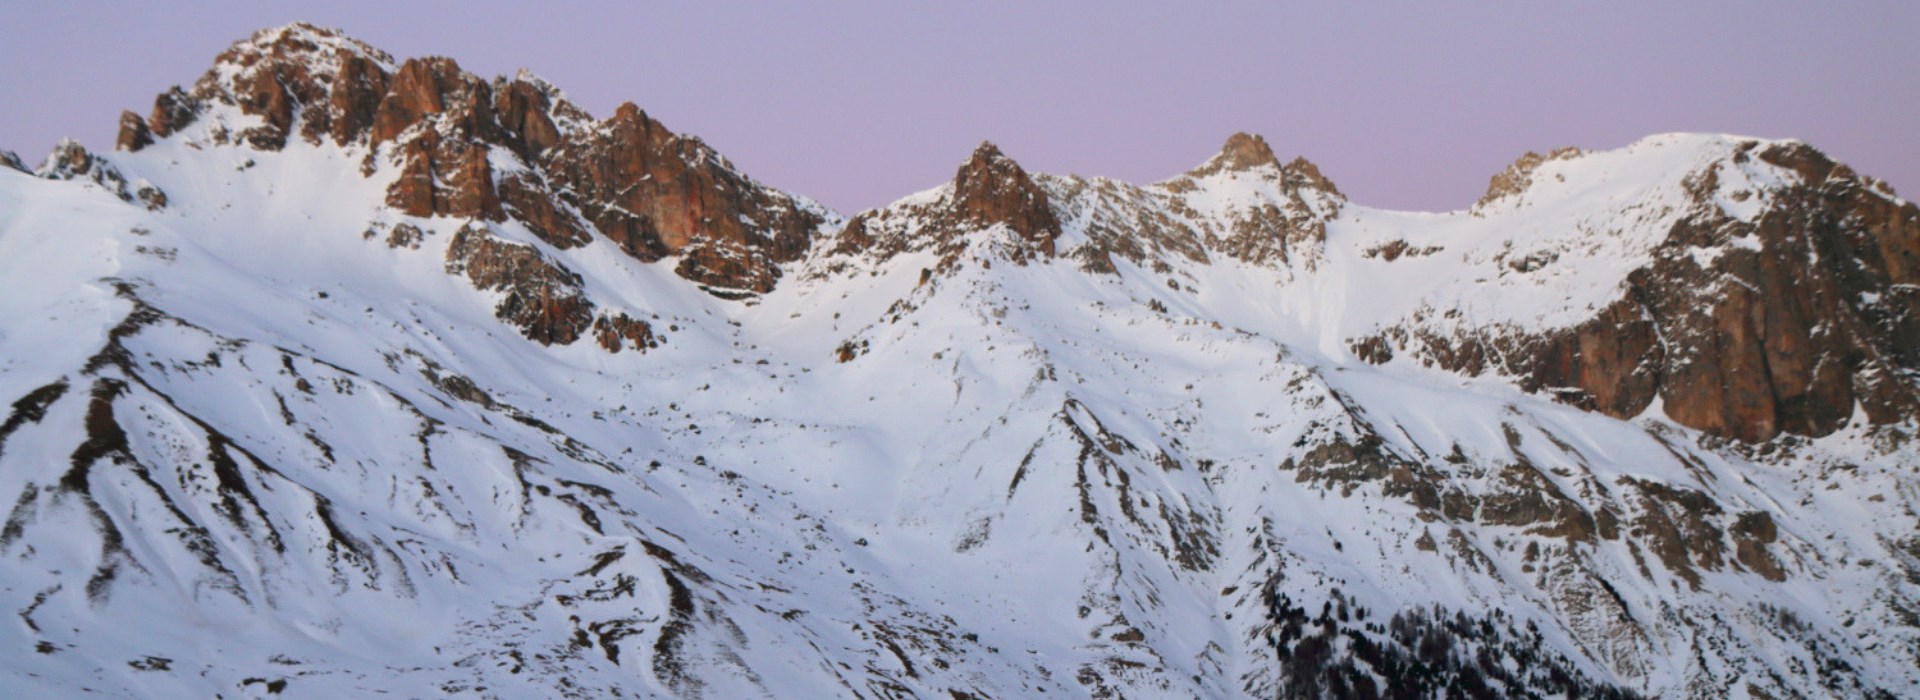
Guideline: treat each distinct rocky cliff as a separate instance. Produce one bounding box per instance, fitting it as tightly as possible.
[1353,137,1920,442]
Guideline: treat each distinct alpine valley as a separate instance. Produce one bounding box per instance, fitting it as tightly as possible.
[3,23,1918,700]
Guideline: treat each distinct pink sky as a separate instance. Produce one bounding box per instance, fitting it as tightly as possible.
[3,2,1914,214]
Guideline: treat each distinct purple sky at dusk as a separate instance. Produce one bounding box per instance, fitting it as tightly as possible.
[3,2,1914,214]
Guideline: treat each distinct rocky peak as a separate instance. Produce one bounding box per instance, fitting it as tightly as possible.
[948,141,1061,255]
[1648,139,1920,440]
[1178,132,1343,201]
[822,142,1061,269]
[1215,131,1279,171]
[214,22,395,69]
[145,87,200,141]
[1185,133,1344,198]
[108,24,827,297]
[114,23,393,152]
[116,22,503,154]
[209,22,396,150]
[34,139,96,179]
[1155,134,1345,267]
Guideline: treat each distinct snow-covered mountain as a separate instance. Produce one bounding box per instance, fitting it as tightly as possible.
[2,22,1917,699]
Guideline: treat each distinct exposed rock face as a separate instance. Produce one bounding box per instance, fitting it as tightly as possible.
[542,102,824,293]
[35,140,166,210]
[387,134,504,221]
[492,73,569,159]
[1,150,28,173]
[444,223,593,345]
[1359,140,1920,442]
[147,87,201,139]
[115,111,152,151]
[119,22,823,296]
[1654,144,1919,439]
[1212,131,1280,171]
[591,313,657,353]
[382,222,425,249]
[828,142,1060,270]
[440,222,660,353]
[327,52,389,145]
[948,141,1062,255]
[497,173,592,248]
[198,25,383,149]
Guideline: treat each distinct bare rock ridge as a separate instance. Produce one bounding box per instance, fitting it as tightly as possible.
[114,22,826,295]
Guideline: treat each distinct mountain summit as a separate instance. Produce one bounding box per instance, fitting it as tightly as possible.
[1212,131,1280,170]
[2,23,1918,699]
[115,22,831,295]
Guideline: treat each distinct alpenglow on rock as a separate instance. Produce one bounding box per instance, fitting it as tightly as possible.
[1,21,1917,700]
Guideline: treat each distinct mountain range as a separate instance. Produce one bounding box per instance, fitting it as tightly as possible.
[2,23,1917,699]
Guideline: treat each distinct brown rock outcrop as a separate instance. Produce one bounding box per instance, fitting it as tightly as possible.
[1360,141,1920,442]
[541,102,823,292]
[828,142,1060,268]
[386,133,503,221]
[371,57,499,146]
[498,174,591,248]
[493,76,568,159]
[35,140,166,210]
[327,51,390,145]
[148,87,200,139]
[1213,132,1278,171]
[592,313,658,353]
[116,112,152,152]
[948,141,1061,256]
[444,223,592,345]
[1728,511,1786,582]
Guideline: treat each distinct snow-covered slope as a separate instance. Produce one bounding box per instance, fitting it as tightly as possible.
[2,23,1918,700]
